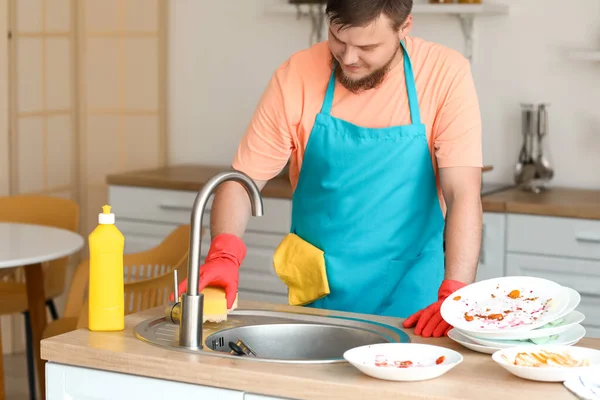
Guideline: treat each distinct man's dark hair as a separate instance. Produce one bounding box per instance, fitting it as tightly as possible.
[325,0,412,31]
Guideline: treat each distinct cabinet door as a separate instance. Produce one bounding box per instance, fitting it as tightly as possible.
[506,253,600,338]
[47,362,245,400]
[476,212,506,282]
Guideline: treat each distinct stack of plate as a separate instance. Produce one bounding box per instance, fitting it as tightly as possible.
[440,276,585,355]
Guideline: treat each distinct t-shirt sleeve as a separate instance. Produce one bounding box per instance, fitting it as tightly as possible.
[231,61,297,181]
[433,56,483,169]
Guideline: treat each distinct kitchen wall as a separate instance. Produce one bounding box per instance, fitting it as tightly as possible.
[169,0,600,189]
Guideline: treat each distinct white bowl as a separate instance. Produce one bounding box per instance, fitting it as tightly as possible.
[492,345,600,382]
[343,343,463,381]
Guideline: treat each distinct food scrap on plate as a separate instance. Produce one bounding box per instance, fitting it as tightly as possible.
[373,354,446,368]
[502,350,591,368]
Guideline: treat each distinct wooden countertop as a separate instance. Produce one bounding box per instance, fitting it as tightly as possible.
[41,301,600,400]
[482,187,600,220]
[106,164,294,199]
[106,164,600,220]
[106,165,494,197]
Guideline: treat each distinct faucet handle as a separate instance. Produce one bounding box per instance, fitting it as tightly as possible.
[173,269,179,302]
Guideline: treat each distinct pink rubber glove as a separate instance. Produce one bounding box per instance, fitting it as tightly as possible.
[402,279,467,338]
[171,233,246,309]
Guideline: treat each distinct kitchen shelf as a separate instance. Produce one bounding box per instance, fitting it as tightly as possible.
[569,50,600,61]
[268,2,508,15]
[267,2,510,62]
[414,3,508,14]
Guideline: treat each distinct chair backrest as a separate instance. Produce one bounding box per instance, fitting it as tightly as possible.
[123,252,189,315]
[62,224,192,322]
[121,223,191,283]
[0,195,80,296]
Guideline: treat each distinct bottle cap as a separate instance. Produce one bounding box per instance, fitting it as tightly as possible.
[98,204,115,224]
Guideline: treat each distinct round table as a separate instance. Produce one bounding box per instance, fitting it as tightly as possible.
[0,222,84,399]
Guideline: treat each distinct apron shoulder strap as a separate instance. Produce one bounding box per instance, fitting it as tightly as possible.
[400,40,422,125]
[321,67,337,115]
[322,42,421,125]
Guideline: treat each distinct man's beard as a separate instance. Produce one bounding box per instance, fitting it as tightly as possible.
[330,44,401,94]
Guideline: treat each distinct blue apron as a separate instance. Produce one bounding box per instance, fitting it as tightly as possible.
[290,40,446,318]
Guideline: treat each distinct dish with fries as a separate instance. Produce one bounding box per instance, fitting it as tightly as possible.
[492,345,600,382]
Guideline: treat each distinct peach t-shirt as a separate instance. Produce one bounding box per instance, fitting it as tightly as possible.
[232,36,482,215]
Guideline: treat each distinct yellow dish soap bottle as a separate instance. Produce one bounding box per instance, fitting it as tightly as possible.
[88,205,125,331]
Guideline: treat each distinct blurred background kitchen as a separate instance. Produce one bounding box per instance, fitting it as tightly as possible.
[1,0,599,398]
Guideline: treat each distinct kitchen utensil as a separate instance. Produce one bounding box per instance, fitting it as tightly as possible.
[492,345,600,382]
[515,104,536,185]
[536,103,554,182]
[229,339,259,357]
[343,343,463,381]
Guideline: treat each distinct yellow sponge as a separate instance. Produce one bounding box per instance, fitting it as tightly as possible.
[201,286,237,323]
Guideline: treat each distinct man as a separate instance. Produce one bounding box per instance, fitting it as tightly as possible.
[178,0,483,338]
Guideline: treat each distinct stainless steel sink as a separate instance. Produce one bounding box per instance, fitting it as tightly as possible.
[134,309,410,364]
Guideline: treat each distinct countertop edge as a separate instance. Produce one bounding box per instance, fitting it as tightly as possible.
[40,302,600,400]
[40,304,455,400]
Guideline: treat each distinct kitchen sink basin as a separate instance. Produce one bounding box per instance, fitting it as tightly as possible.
[134,309,410,364]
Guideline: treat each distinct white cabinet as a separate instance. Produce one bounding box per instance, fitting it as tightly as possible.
[506,214,600,260]
[47,362,245,399]
[108,185,290,305]
[505,214,600,339]
[476,212,506,282]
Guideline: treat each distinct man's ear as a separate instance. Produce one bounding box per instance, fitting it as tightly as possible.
[398,15,413,39]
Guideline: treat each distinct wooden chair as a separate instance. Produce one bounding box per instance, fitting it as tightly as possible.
[43,223,192,339]
[0,195,79,398]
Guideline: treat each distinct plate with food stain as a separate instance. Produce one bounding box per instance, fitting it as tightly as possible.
[343,343,463,381]
[440,276,571,335]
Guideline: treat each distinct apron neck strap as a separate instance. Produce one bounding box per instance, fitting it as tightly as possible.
[321,40,421,125]
[400,40,421,125]
[321,66,337,115]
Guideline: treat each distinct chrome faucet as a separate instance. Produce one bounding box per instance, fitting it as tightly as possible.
[165,170,264,349]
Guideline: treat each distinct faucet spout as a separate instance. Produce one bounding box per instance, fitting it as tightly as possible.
[178,169,264,349]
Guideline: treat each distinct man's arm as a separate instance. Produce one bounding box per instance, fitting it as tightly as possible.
[209,179,267,240]
[439,166,482,284]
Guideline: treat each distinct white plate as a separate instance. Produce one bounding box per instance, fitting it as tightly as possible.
[343,343,463,381]
[492,345,600,382]
[460,323,586,349]
[458,309,585,341]
[441,276,570,335]
[447,328,500,355]
[457,295,583,340]
[553,287,581,320]
[457,309,585,341]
